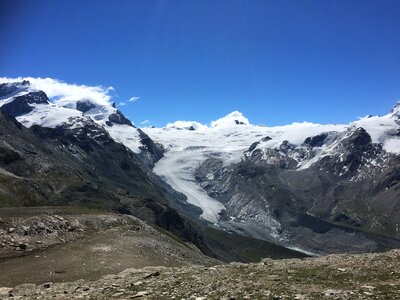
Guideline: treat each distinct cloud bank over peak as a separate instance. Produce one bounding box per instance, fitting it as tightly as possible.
[0,77,114,108]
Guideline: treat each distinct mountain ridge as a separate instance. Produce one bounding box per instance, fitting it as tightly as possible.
[0,81,305,262]
[0,78,399,256]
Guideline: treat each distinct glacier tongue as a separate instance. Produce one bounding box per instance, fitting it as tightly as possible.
[154,149,225,223]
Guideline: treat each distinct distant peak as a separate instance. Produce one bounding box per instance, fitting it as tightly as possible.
[0,80,34,99]
[391,100,400,118]
[211,111,250,128]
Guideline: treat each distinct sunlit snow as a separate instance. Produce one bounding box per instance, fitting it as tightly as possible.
[145,108,400,223]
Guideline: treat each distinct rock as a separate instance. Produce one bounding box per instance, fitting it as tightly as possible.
[21,226,30,235]
[131,281,143,286]
[337,268,346,272]
[53,215,65,221]
[117,268,140,278]
[131,291,150,298]
[265,275,280,281]
[0,287,11,296]
[229,262,247,266]
[323,289,342,296]
[17,243,27,250]
[43,282,52,288]
[260,258,274,265]
[361,285,375,290]
[36,222,46,230]
[143,271,160,279]
[363,291,374,296]
[11,283,36,296]
[112,291,124,297]
[102,274,117,280]
[8,228,15,233]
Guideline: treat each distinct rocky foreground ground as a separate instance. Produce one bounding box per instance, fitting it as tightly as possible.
[0,249,399,299]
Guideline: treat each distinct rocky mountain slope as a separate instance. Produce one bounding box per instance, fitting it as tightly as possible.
[144,103,400,255]
[2,249,399,299]
[0,80,303,262]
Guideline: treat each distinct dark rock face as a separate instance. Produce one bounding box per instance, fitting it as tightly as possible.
[379,168,400,190]
[279,140,295,153]
[76,101,95,113]
[1,91,49,117]
[303,133,328,147]
[317,128,380,176]
[248,141,259,152]
[138,129,164,164]
[261,136,272,142]
[343,127,373,151]
[108,110,133,126]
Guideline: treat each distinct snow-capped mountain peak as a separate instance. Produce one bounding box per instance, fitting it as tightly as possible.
[210,111,250,127]
[0,78,144,153]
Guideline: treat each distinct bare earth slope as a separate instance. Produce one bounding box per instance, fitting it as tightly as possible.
[0,207,218,287]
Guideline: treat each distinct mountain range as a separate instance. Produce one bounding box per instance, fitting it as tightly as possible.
[0,78,399,259]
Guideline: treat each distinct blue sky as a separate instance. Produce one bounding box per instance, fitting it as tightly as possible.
[1,0,400,126]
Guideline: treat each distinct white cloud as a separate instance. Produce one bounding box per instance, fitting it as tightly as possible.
[0,77,113,107]
[119,101,127,106]
[129,96,140,102]
[141,119,150,125]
